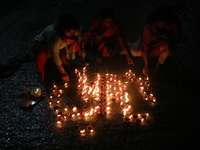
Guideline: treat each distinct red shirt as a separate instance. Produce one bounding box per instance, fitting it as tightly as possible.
[81,16,128,50]
[141,20,182,63]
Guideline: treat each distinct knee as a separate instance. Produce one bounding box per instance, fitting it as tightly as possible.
[158,51,170,64]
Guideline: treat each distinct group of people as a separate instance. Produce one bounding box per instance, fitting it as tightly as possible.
[32,5,182,83]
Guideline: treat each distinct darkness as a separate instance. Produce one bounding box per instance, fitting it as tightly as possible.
[0,0,199,150]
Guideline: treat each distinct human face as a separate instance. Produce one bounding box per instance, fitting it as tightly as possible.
[63,29,76,37]
[102,18,113,27]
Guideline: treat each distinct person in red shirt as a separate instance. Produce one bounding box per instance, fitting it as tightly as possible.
[125,5,182,76]
[142,5,182,76]
[32,14,81,83]
[81,7,133,63]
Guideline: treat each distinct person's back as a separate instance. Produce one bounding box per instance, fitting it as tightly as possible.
[33,24,57,44]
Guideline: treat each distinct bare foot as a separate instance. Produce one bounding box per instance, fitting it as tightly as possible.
[62,75,70,81]
[96,57,102,62]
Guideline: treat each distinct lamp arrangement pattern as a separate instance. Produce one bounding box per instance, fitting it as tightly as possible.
[47,67,156,135]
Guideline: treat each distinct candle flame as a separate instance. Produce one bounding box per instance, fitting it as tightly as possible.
[57,121,61,124]
[72,107,77,112]
[80,130,85,133]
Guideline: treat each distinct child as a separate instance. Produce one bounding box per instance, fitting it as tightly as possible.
[81,7,133,64]
[33,13,81,82]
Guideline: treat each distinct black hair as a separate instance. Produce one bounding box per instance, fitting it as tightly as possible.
[96,7,114,19]
[57,13,80,31]
[146,5,179,24]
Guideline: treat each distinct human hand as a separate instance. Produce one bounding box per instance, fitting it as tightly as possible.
[127,56,135,66]
[61,72,70,81]
[65,61,71,66]
[142,65,148,76]
[62,59,71,66]
[58,65,70,80]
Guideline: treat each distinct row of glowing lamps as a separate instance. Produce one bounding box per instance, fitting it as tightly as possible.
[47,67,156,135]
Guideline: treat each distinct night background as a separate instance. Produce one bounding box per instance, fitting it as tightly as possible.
[0,0,199,149]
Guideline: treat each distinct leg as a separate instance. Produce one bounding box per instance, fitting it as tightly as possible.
[102,46,111,57]
[154,51,170,74]
[158,50,170,65]
[32,42,50,82]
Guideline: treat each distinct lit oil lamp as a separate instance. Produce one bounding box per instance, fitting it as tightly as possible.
[75,68,78,74]
[139,85,144,94]
[77,112,81,118]
[62,81,68,88]
[151,96,156,102]
[105,73,110,78]
[57,111,62,117]
[144,95,149,100]
[58,88,63,95]
[78,126,85,134]
[54,105,59,114]
[71,113,76,118]
[83,67,87,73]
[102,111,107,115]
[56,98,61,104]
[94,106,100,114]
[63,112,70,119]
[82,105,87,111]
[47,99,54,106]
[138,76,143,83]
[51,87,57,93]
[83,98,91,103]
[89,107,94,116]
[135,118,141,125]
[149,91,155,97]
[122,109,128,117]
[57,93,62,98]
[49,93,55,99]
[56,116,63,127]
[123,85,127,91]
[148,86,153,91]
[124,115,133,122]
[63,105,68,111]
[72,105,77,113]
[52,82,57,88]
[141,113,149,119]
[86,125,94,133]
[144,76,149,81]
[133,114,139,119]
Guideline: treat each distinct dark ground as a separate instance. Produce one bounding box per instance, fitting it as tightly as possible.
[0,0,200,150]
